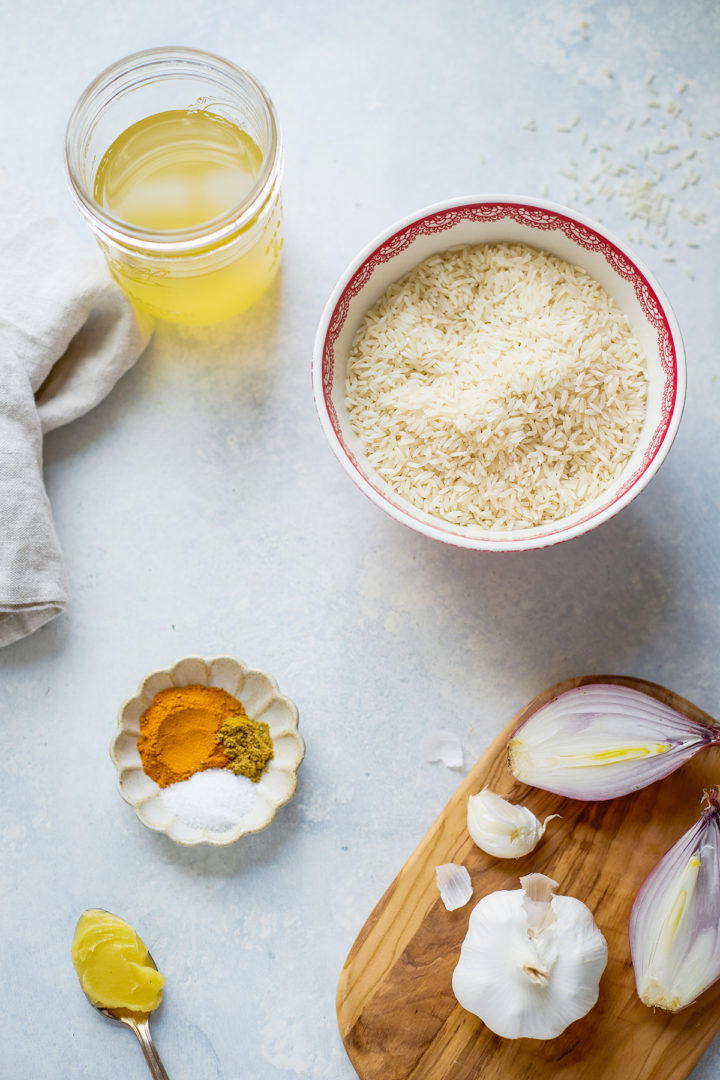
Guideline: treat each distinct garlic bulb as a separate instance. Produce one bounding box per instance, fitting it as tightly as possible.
[452,873,608,1039]
[508,683,720,801]
[467,787,558,858]
[630,788,720,1012]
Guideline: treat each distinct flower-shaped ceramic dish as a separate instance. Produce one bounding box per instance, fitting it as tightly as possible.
[312,195,686,551]
[111,655,304,846]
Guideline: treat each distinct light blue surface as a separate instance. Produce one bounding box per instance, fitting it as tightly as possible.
[1,2,720,1077]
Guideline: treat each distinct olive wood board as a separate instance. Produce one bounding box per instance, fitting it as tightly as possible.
[337,675,720,1080]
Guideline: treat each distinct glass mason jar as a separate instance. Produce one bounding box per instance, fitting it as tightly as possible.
[65,47,283,326]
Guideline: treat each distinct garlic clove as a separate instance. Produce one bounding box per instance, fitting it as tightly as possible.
[466,787,558,858]
[435,863,473,911]
[507,683,719,801]
[422,729,464,769]
[452,874,607,1040]
[630,787,720,1011]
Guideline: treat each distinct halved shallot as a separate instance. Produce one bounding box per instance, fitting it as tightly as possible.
[507,683,720,801]
[630,788,720,1012]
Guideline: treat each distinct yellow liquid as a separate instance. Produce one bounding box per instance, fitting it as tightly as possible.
[71,909,165,1014]
[94,110,282,325]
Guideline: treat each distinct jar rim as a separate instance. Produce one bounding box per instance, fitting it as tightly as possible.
[64,46,283,254]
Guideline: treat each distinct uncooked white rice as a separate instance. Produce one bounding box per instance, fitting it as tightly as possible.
[345,243,648,530]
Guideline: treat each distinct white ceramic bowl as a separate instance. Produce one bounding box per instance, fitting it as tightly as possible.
[312,196,686,551]
[111,655,304,846]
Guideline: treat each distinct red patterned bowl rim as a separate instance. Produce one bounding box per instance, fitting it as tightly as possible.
[313,198,685,551]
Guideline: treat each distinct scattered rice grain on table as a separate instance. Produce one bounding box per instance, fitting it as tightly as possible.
[345,243,648,530]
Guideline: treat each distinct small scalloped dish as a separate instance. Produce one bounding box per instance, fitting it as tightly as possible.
[111,655,304,846]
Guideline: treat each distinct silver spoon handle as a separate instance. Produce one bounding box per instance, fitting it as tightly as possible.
[128,1018,172,1080]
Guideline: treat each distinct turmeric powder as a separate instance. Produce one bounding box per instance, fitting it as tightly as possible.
[137,684,246,788]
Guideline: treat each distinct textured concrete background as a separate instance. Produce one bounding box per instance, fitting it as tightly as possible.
[1,2,719,1077]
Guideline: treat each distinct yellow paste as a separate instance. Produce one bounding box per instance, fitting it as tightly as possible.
[71,909,164,1014]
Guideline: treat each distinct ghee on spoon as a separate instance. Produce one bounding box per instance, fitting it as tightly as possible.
[72,908,171,1080]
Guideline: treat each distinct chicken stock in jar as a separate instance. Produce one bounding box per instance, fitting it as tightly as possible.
[65,47,283,326]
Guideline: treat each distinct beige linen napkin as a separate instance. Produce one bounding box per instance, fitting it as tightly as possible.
[0,170,151,646]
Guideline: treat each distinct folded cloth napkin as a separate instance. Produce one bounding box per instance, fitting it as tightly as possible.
[0,170,151,647]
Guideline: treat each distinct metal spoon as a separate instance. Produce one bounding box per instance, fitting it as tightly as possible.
[95,1005,171,1080]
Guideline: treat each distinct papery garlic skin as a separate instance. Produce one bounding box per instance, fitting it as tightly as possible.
[452,873,607,1039]
[508,684,719,801]
[630,789,720,1012]
[422,729,463,769]
[467,787,557,858]
[436,863,473,911]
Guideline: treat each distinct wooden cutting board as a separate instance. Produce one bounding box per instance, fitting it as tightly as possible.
[337,675,720,1080]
